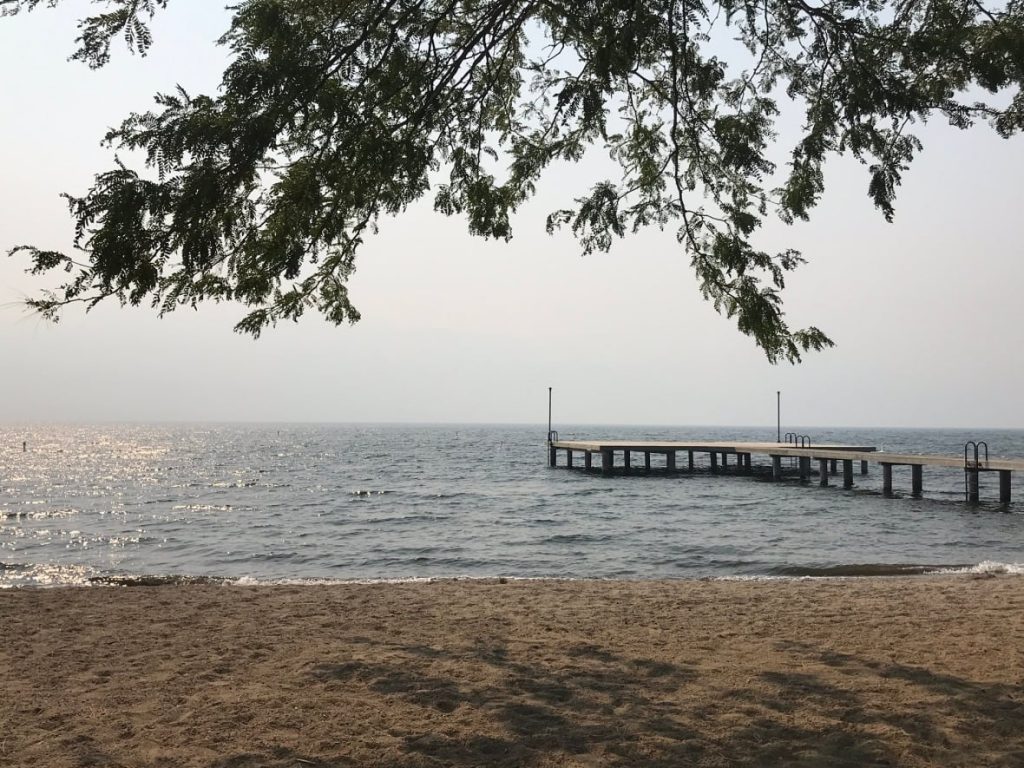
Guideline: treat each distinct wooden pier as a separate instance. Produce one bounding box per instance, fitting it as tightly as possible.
[548,439,1023,504]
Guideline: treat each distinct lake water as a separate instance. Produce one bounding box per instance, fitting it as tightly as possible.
[1,423,1023,587]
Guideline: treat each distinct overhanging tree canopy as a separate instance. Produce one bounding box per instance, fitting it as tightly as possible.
[4,0,1022,361]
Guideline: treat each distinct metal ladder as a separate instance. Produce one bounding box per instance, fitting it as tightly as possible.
[964,441,989,502]
[783,433,812,467]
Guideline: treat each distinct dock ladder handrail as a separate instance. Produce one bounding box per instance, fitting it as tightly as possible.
[783,433,811,465]
[547,430,559,444]
[964,440,989,469]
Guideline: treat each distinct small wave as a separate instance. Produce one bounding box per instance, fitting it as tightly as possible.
[768,563,966,577]
[541,533,613,544]
[87,574,229,587]
[936,560,1024,576]
[361,513,451,524]
[229,575,559,586]
[0,562,101,587]
[1,507,80,520]
[349,489,393,497]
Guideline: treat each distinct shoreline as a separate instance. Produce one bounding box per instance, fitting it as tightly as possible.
[2,558,1023,589]
[3,575,1023,766]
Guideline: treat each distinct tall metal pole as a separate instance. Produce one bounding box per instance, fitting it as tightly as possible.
[776,391,781,443]
[548,387,552,441]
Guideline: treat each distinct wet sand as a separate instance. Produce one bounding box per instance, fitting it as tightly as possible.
[1,576,1023,767]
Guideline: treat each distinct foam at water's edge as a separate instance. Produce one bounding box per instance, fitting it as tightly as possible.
[766,563,965,577]
[935,560,1024,575]
[4,564,1024,588]
[228,575,580,586]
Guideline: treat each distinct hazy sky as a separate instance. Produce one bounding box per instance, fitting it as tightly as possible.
[1,5,1022,428]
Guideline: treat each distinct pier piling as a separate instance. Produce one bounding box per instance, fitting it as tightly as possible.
[1000,471,1012,504]
[799,456,810,483]
[967,470,980,503]
[912,465,923,497]
[819,459,829,487]
[882,464,893,496]
[843,460,854,489]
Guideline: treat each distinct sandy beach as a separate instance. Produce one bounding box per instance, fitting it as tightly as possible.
[1,576,1022,767]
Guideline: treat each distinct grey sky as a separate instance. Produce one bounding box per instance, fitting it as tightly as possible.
[1,5,1022,428]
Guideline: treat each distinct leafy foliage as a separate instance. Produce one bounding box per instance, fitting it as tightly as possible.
[5,0,1023,361]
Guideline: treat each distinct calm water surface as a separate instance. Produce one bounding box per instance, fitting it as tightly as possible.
[1,424,1023,586]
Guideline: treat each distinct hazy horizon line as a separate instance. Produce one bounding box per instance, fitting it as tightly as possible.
[2,419,1022,431]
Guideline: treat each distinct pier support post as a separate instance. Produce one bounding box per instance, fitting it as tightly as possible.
[602,449,614,477]
[882,463,893,496]
[830,459,838,475]
[861,460,869,476]
[566,449,573,468]
[843,459,854,489]
[644,451,651,472]
[549,444,556,467]
[740,453,751,473]
[911,465,923,497]
[999,471,1011,504]
[666,451,676,472]
[771,455,782,481]
[688,450,695,471]
[967,470,980,503]
[623,450,632,475]
[722,453,730,471]
[799,456,810,483]
[710,452,718,473]
[818,459,829,487]
[584,452,592,471]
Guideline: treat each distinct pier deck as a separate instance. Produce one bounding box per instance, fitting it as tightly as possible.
[548,439,1023,504]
